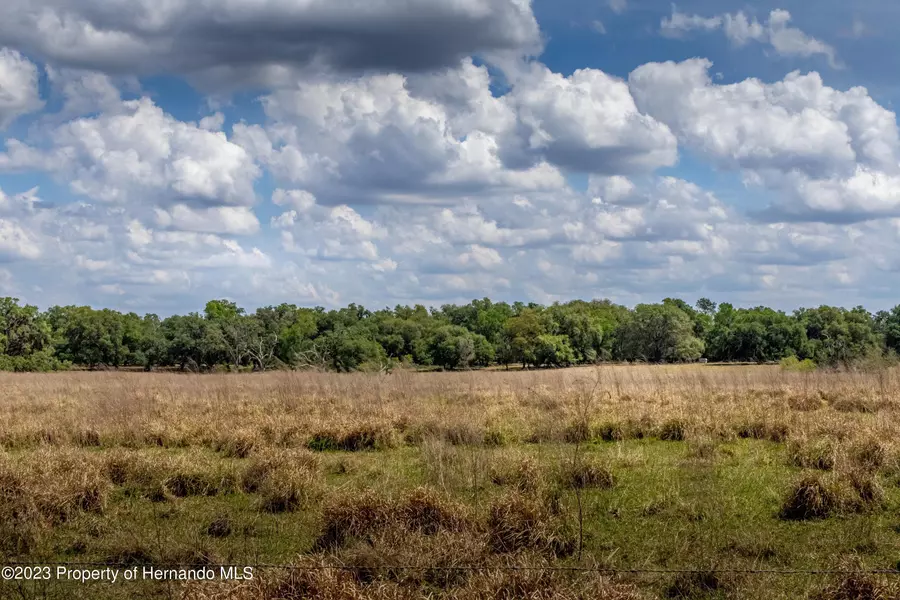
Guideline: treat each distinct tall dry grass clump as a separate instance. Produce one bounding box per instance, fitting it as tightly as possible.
[0,448,109,555]
[815,558,900,600]
[779,470,886,520]
[104,450,239,500]
[486,491,575,558]
[558,456,615,490]
[315,487,471,551]
[241,448,322,512]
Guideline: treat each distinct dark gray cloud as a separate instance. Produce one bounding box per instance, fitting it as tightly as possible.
[0,0,540,87]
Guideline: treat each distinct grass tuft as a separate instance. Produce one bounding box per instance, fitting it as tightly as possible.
[658,419,687,442]
[489,454,544,492]
[787,438,838,471]
[558,458,615,489]
[486,492,575,557]
[779,474,842,520]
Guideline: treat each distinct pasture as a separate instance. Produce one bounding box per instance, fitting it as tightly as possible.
[0,365,898,599]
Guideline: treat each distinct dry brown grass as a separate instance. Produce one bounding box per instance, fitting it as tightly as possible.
[182,554,647,600]
[2,366,900,600]
[0,366,897,457]
[240,448,322,512]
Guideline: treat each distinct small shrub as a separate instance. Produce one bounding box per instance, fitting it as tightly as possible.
[340,425,390,451]
[398,487,469,535]
[258,468,322,513]
[0,460,39,555]
[624,417,654,440]
[788,394,825,412]
[103,450,167,501]
[307,425,397,452]
[241,449,319,493]
[780,356,817,372]
[306,431,341,452]
[165,472,216,498]
[315,490,391,550]
[241,449,321,513]
[779,474,842,520]
[10,449,111,524]
[164,459,238,498]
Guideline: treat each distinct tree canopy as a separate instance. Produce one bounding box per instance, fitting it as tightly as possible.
[0,295,896,372]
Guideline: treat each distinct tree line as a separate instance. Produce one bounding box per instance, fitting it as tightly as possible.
[1,296,899,372]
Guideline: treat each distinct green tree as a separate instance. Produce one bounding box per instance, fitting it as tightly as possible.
[545,303,604,363]
[795,306,883,366]
[534,334,576,367]
[615,303,704,362]
[696,297,717,316]
[876,305,900,355]
[161,313,226,371]
[137,314,167,370]
[706,305,806,363]
[319,325,387,372]
[427,325,491,370]
[49,307,131,368]
[0,297,51,357]
[502,308,548,368]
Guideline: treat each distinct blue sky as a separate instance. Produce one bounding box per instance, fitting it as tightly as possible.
[2,0,900,315]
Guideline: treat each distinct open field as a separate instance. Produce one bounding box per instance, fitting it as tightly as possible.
[1,366,899,599]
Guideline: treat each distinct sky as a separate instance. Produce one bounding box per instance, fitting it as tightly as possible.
[2,0,900,316]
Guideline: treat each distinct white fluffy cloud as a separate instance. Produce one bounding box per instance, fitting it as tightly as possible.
[0,48,43,128]
[0,187,49,261]
[0,0,540,89]
[238,64,567,204]
[502,64,678,173]
[272,204,387,262]
[2,97,261,207]
[5,11,900,312]
[629,59,900,220]
[153,205,260,235]
[661,8,840,68]
[44,67,134,121]
[238,58,674,212]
